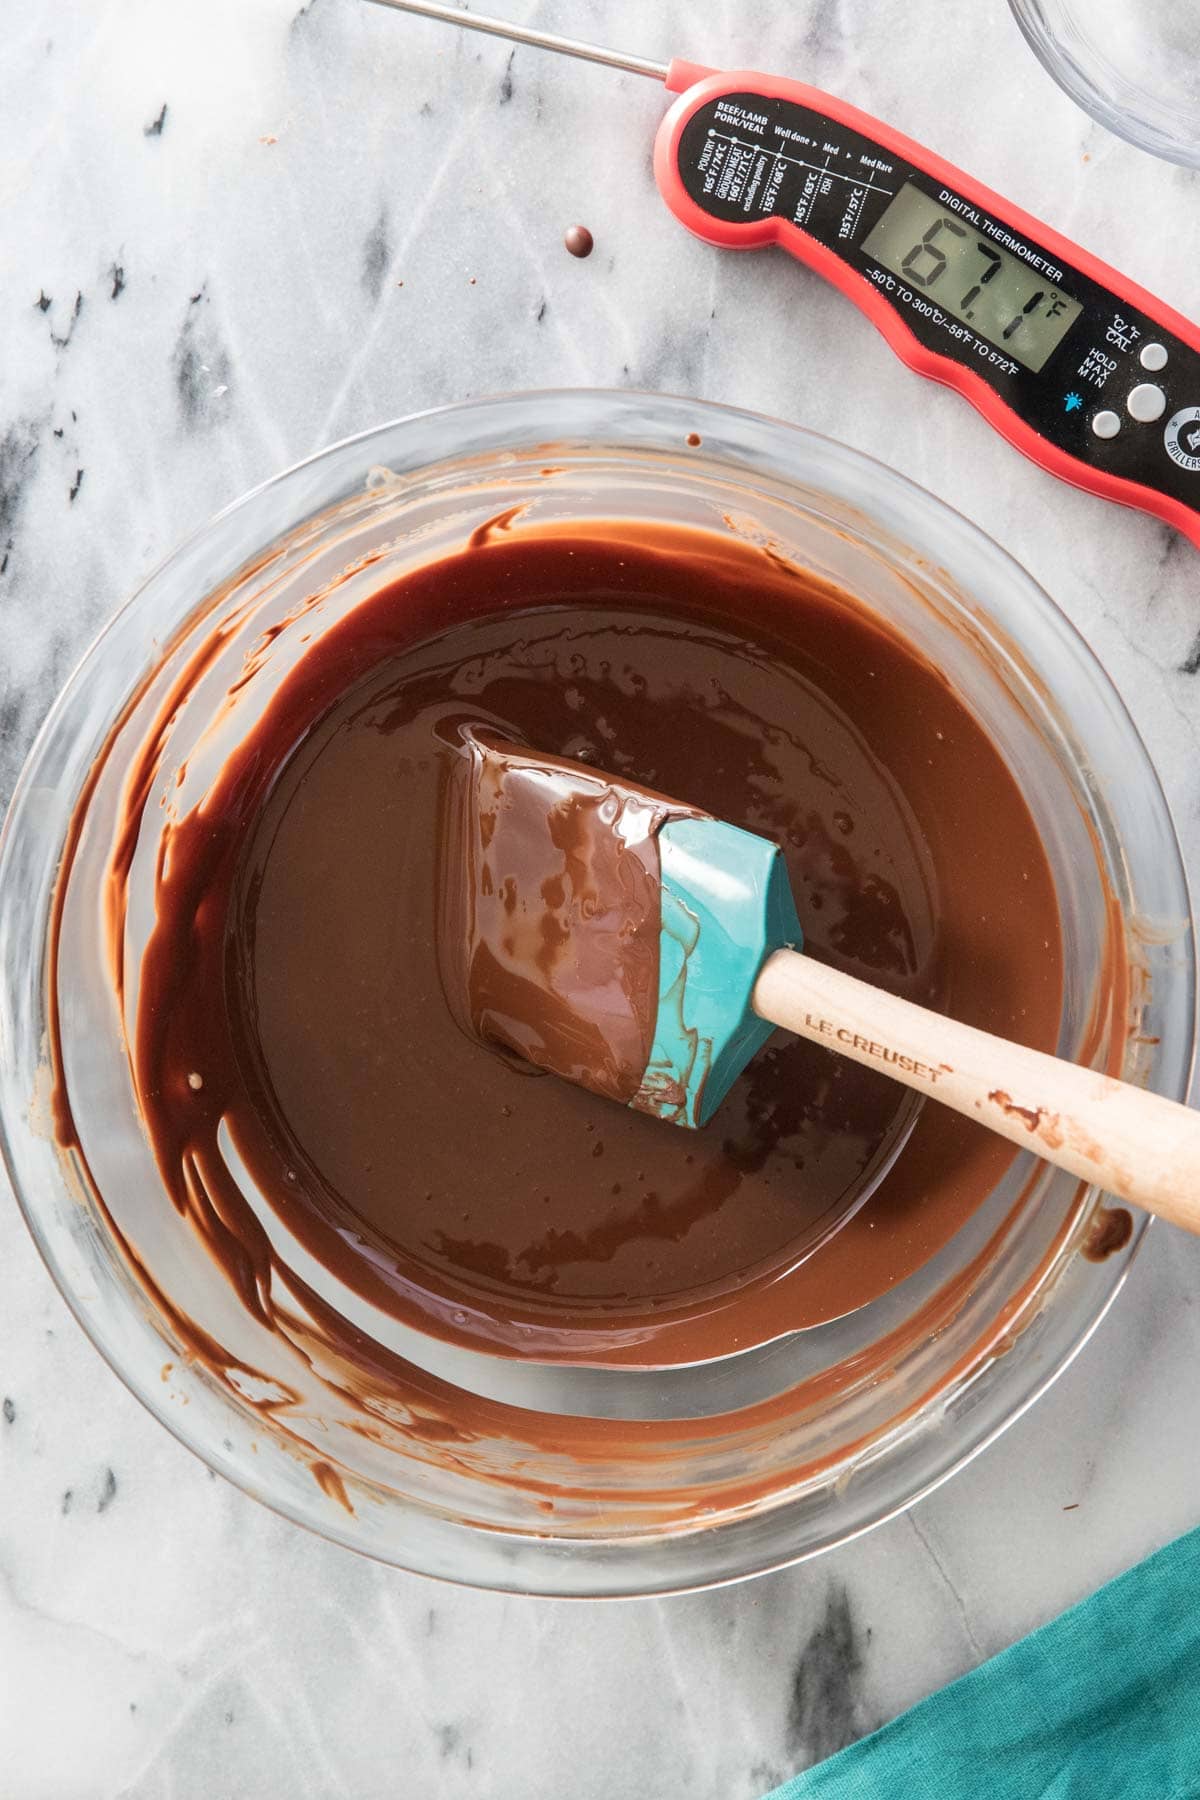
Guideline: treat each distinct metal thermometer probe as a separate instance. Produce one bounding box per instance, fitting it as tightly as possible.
[366,0,1200,552]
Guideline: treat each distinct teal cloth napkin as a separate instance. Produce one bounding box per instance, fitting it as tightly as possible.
[766,1525,1200,1800]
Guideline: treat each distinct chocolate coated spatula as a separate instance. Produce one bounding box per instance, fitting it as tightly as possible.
[440,729,1200,1236]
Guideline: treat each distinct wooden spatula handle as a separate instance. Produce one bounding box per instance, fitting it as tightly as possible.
[753,948,1200,1235]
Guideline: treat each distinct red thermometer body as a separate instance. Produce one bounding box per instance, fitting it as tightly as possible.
[655,64,1200,551]
[369,5,1200,552]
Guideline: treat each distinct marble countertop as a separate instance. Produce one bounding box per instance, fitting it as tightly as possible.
[4,1,1200,1794]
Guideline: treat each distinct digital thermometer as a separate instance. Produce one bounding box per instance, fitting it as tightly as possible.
[367,0,1200,553]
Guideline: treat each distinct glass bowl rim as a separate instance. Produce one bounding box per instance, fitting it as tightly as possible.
[1008,0,1200,169]
[1,387,1193,1594]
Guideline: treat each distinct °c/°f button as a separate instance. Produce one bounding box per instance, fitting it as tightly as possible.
[1140,342,1169,372]
[1091,410,1121,440]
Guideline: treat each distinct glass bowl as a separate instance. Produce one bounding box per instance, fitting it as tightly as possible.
[1009,0,1200,168]
[0,391,1193,1595]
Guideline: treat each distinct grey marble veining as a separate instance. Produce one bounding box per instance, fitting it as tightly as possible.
[4,1,1200,1795]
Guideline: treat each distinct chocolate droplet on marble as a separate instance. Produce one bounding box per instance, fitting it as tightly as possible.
[564,224,594,259]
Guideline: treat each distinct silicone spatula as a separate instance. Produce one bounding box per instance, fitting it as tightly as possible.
[439,729,1200,1236]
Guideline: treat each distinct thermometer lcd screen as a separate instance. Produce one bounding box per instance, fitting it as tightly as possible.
[862,183,1082,372]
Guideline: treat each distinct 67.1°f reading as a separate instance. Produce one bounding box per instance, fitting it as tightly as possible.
[862,182,1082,373]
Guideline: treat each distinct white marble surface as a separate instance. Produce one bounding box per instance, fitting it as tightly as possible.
[3,1,1200,1794]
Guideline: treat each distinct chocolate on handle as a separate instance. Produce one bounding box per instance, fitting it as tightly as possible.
[754,948,1200,1239]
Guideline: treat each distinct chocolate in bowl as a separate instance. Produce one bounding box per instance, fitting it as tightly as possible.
[2,393,1191,1594]
[136,519,1061,1366]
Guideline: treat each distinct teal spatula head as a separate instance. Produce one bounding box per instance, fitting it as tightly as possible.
[630,815,803,1127]
[437,728,802,1129]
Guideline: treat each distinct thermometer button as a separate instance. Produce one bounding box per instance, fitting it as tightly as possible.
[1128,383,1167,424]
[1091,410,1122,441]
[1140,342,1169,373]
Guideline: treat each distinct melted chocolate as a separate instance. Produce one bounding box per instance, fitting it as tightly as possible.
[112,521,1065,1366]
[1083,1205,1134,1261]
[438,729,701,1104]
